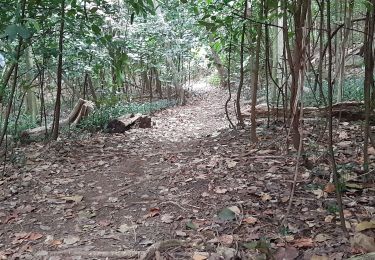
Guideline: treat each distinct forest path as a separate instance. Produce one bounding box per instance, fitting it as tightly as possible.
[1,80,365,259]
[1,81,239,259]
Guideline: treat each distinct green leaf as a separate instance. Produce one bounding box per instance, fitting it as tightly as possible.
[91,24,101,35]
[3,24,31,41]
[218,208,236,221]
[186,220,198,230]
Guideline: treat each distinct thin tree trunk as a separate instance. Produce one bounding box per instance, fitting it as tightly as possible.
[250,1,263,142]
[327,0,347,234]
[51,0,65,140]
[363,0,375,173]
[0,0,26,147]
[236,0,247,128]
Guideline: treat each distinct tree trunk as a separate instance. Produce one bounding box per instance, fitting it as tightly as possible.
[236,0,247,128]
[250,1,263,142]
[51,0,65,140]
[363,0,375,173]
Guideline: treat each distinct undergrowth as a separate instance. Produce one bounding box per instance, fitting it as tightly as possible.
[78,99,177,132]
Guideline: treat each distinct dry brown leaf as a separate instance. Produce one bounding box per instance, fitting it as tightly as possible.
[274,246,299,260]
[192,252,208,260]
[146,207,160,218]
[293,237,314,248]
[325,215,335,223]
[324,183,336,193]
[310,255,329,260]
[312,189,325,199]
[219,234,234,246]
[350,233,375,253]
[28,232,43,241]
[227,206,241,215]
[261,193,272,201]
[355,220,375,232]
[314,233,332,243]
[243,216,258,224]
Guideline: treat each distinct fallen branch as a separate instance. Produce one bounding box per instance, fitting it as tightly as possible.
[21,98,94,142]
[242,101,375,123]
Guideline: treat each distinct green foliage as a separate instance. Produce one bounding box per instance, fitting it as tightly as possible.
[79,99,177,132]
[5,114,38,140]
[304,76,364,107]
[326,202,339,214]
[208,73,221,86]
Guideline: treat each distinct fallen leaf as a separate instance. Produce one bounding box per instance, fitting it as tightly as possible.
[146,207,160,218]
[243,216,258,224]
[186,220,198,230]
[310,255,329,260]
[274,246,299,260]
[161,214,174,224]
[218,208,236,221]
[61,195,83,203]
[28,232,43,241]
[118,224,136,233]
[312,189,325,199]
[215,187,228,194]
[12,232,30,244]
[175,230,187,237]
[219,234,233,246]
[293,238,314,248]
[63,235,80,245]
[192,252,208,260]
[355,220,375,232]
[261,193,272,201]
[314,233,332,243]
[226,159,237,169]
[325,215,335,223]
[324,183,336,193]
[227,206,241,215]
[350,233,375,252]
[50,239,62,247]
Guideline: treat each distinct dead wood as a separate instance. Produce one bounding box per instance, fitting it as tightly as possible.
[20,98,94,142]
[242,101,375,123]
[107,113,152,133]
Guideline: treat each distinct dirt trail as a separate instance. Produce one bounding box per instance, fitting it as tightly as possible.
[1,81,373,259]
[0,82,235,259]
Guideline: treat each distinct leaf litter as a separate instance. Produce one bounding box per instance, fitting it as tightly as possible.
[0,86,374,259]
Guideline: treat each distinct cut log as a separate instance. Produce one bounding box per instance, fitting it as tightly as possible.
[242,101,375,124]
[107,114,152,133]
[21,98,94,142]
